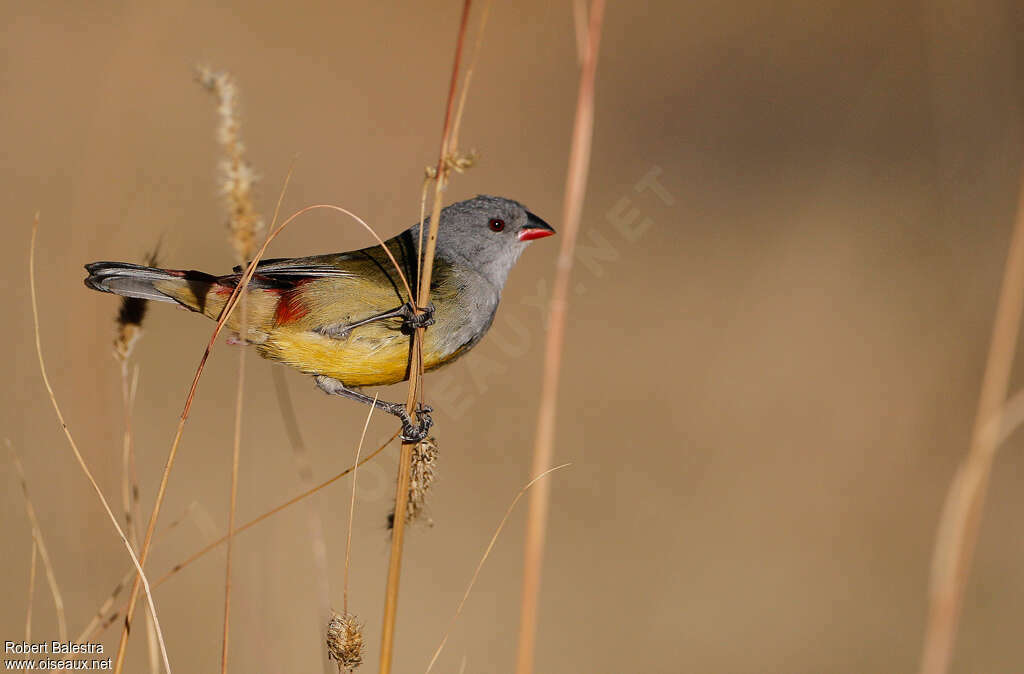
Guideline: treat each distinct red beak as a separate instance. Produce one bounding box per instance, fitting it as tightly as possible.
[519,228,555,241]
[518,211,556,241]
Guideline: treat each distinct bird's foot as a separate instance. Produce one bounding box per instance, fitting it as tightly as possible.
[391,403,434,442]
[314,374,434,441]
[399,302,435,334]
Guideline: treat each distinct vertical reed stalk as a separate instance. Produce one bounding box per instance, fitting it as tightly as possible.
[378,3,472,672]
[919,170,1024,674]
[514,4,605,673]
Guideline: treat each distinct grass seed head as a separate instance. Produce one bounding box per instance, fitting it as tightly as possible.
[385,436,439,530]
[113,248,159,361]
[326,611,364,671]
[195,64,263,263]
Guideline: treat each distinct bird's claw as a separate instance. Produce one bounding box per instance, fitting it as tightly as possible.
[398,404,434,442]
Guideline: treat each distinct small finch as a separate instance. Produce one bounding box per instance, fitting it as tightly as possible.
[85,195,554,439]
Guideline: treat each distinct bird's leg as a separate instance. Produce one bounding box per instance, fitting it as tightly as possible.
[319,302,435,339]
[314,374,433,442]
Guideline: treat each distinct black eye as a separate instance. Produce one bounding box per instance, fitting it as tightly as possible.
[489,218,505,232]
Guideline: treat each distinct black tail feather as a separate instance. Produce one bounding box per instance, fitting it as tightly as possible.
[84,262,215,303]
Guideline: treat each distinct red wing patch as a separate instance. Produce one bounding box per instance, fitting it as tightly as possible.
[274,289,308,325]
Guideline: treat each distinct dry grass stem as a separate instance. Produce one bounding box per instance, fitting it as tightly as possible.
[919,173,1024,674]
[113,257,160,673]
[122,362,161,674]
[152,429,393,582]
[272,367,334,674]
[571,0,588,64]
[221,313,246,674]
[379,3,473,671]
[515,4,605,673]
[425,464,570,674]
[76,501,200,644]
[327,400,375,674]
[26,539,37,641]
[29,216,171,673]
[8,438,67,641]
[988,385,1024,445]
[76,568,133,644]
[344,397,376,615]
[448,0,493,156]
[118,364,141,540]
[326,611,364,671]
[199,68,266,668]
[86,432,398,641]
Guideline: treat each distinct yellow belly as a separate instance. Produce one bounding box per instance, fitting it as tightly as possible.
[257,325,451,387]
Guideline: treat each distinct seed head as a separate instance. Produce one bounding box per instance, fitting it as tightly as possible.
[326,611,364,671]
[388,436,439,530]
[113,248,159,361]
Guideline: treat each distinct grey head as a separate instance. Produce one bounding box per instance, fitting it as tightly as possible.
[408,195,555,291]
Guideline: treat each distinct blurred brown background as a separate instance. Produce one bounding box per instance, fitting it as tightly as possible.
[3,0,1024,672]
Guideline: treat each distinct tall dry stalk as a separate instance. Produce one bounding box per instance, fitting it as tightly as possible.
[514,3,605,673]
[75,502,198,644]
[326,397,375,673]
[26,540,38,641]
[425,464,570,673]
[8,440,64,641]
[272,366,335,674]
[378,3,473,672]
[196,65,264,674]
[160,430,397,586]
[918,172,1024,673]
[114,245,160,673]
[82,432,398,643]
[221,311,247,674]
[118,367,159,674]
[344,396,376,617]
[29,216,172,673]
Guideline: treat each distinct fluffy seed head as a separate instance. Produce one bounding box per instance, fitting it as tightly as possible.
[195,65,264,262]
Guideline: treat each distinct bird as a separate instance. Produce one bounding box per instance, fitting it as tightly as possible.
[84,195,555,440]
